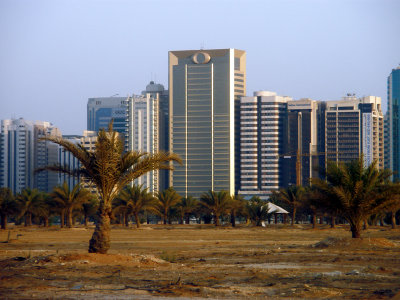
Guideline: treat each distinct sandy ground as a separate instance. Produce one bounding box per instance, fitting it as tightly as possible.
[1,224,400,299]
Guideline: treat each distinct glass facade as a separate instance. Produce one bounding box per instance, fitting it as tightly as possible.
[169,49,246,197]
[388,68,400,180]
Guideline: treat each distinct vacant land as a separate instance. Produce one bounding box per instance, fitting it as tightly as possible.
[1,224,400,299]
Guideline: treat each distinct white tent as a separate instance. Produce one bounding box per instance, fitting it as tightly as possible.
[265,202,289,214]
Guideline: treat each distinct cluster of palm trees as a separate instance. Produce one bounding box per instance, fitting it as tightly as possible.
[271,157,400,238]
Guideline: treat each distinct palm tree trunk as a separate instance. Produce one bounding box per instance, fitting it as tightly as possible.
[312,213,317,229]
[134,212,140,228]
[84,213,89,227]
[215,213,220,226]
[363,220,369,230]
[351,221,362,238]
[44,216,49,227]
[274,214,278,224]
[1,213,7,230]
[330,215,336,228]
[391,211,396,229]
[163,210,167,225]
[125,213,129,227]
[60,210,65,228]
[231,211,236,227]
[319,216,324,224]
[88,203,111,254]
[67,208,73,228]
[27,213,32,226]
[186,215,190,224]
[291,208,296,226]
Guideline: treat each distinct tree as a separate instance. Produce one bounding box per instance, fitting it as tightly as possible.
[230,194,246,227]
[312,157,393,238]
[17,188,46,226]
[156,187,182,224]
[51,182,93,228]
[246,196,269,226]
[37,122,181,253]
[177,196,198,224]
[199,190,232,226]
[274,185,305,226]
[0,188,18,230]
[117,184,156,228]
[81,197,98,227]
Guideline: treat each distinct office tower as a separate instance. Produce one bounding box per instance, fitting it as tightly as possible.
[58,135,82,188]
[239,91,291,199]
[87,96,128,140]
[34,123,62,192]
[126,94,159,194]
[0,118,61,193]
[386,66,400,179]
[169,49,246,198]
[284,99,320,187]
[142,81,170,190]
[325,95,384,169]
[81,130,97,151]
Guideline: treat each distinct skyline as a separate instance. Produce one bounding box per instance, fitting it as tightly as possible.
[1,0,399,135]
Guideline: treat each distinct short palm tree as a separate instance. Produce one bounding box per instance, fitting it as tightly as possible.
[312,157,393,238]
[117,184,156,228]
[199,190,232,226]
[0,187,18,230]
[156,187,182,224]
[275,185,305,226]
[177,196,198,224]
[37,122,181,253]
[246,196,269,226]
[51,182,93,228]
[230,194,246,227]
[17,188,46,226]
[81,197,98,227]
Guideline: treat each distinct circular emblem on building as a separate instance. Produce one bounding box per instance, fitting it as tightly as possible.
[192,52,211,64]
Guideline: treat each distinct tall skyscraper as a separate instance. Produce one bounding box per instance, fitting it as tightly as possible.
[126,94,160,194]
[239,91,290,199]
[386,66,400,180]
[169,49,246,197]
[325,95,384,169]
[0,118,61,193]
[87,96,128,140]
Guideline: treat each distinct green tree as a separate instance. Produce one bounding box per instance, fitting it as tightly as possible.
[199,190,232,226]
[177,196,198,224]
[51,182,93,228]
[81,197,98,227]
[230,194,246,227]
[17,188,46,226]
[312,157,393,238]
[0,187,18,230]
[37,122,181,253]
[117,184,156,228]
[246,196,269,226]
[275,185,305,226]
[156,187,182,224]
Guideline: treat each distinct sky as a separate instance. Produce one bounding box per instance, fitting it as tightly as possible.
[1,0,399,135]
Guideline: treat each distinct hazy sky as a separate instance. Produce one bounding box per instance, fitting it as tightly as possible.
[1,0,399,134]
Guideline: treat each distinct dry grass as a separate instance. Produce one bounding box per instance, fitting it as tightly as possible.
[1,224,400,299]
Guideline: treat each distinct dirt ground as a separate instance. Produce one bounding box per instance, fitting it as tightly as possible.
[1,224,400,299]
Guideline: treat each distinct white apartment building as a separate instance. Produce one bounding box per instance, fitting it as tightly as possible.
[239,91,291,199]
[126,94,159,195]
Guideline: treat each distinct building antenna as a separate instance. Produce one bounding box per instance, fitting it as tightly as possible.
[200,42,205,50]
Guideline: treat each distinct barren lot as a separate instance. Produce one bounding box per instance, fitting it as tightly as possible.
[1,224,400,299]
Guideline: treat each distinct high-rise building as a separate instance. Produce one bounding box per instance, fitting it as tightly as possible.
[284,99,320,187]
[126,94,159,194]
[58,135,82,188]
[386,66,400,179]
[169,49,246,198]
[142,81,170,191]
[87,96,128,140]
[239,91,290,199]
[325,95,384,169]
[0,118,61,193]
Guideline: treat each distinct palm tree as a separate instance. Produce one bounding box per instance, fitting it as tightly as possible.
[81,197,98,227]
[37,122,182,253]
[0,187,18,230]
[230,194,246,227]
[17,188,46,226]
[199,190,232,226]
[156,187,182,224]
[312,157,393,238]
[177,196,198,224]
[246,196,269,226]
[51,182,93,228]
[117,184,156,228]
[275,185,305,226]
